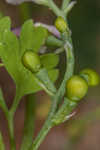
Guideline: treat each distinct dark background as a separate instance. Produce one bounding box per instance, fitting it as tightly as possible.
[0,0,100,150]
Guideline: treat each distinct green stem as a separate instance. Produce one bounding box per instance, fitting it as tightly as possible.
[63,1,76,15]
[10,88,22,116]
[29,100,55,150]
[7,88,22,150]
[7,114,16,150]
[52,97,77,125]
[36,68,57,95]
[33,75,55,96]
[29,122,52,150]
[48,0,65,18]
[0,89,16,150]
[0,132,5,150]
[29,30,75,150]
[61,0,70,10]
[20,94,36,150]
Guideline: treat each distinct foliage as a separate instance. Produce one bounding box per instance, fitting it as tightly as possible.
[0,0,99,150]
[0,18,59,97]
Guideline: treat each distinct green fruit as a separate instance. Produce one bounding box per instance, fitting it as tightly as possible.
[22,51,41,72]
[66,75,88,101]
[80,69,100,86]
[54,16,67,33]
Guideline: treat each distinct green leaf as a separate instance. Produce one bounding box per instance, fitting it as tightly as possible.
[0,30,40,96]
[20,20,35,56]
[48,69,59,82]
[0,16,11,41]
[0,17,11,32]
[40,53,59,69]
[0,30,59,96]
[32,26,48,52]
[20,19,48,56]
[0,18,58,97]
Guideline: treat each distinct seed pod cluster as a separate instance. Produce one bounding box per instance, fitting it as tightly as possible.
[66,69,100,102]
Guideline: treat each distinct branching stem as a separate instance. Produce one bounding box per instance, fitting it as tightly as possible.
[48,0,66,19]
[29,28,75,150]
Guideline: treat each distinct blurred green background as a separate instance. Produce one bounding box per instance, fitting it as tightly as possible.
[0,0,100,150]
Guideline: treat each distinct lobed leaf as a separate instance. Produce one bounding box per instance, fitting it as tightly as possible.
[20,20,48,56]
[0,19,59,97]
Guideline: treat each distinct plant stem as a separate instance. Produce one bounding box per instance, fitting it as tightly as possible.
[63,1,77,15]
[7,88,22,150]
[61,0,70,10]
[0,132,5,150]
[10,88,22,116]
[48,0,65,18]
[36,68,57,95]
[33,75,55,96]
[7,114,16,150]
[20,94,36,150]
[29,121,52,150]
[29,99,55,150]
[29,29,75,150]
[0,89,16,150]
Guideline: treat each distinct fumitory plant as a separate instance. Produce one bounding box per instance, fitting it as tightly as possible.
[0,0,99,150]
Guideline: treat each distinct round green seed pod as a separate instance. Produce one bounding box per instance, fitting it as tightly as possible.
[66,75,88,102]
[80,69,100,86]
[54,16,67,33]
[22,51,41,72]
